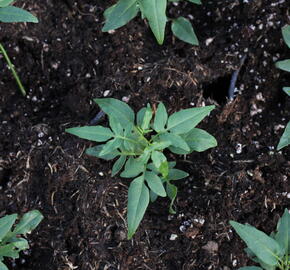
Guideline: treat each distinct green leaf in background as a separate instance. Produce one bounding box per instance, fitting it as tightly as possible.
[153,102,168,132]
[166,105,215,134]
[282,24,290,49]
[0,6,38,23]
[186,0,202,4]
[94,98,135,126]
[166,182,177,214]
[112,155,127,176]
[127,176,149,239]
[160,132,190,151]
[168,168,188,180]
[138,0,167,45]
[230,221,283,266]
[275,59,290,72]
[0,261,8,270]
[86,145,120,160]
[275,209,290,254]
[66,126,114,142]
[283,87,290,96]
[171,16,199,45]
[0,214,17,241]
[141,104,153,130]
[120,157,145,178]
[144,171,166,197]
[0,0,14,8]
[102,0,139,32]
[239,267,263,270]
[277,121,290,150]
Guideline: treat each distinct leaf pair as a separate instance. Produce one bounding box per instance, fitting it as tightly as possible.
[102,0,200,45]
[0,0,38,23]
[0,210,43,270]
[230,209,290,270]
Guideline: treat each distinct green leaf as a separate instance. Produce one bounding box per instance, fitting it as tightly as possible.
[282,24,290,49]
[147,141,171,151]
[0,0,14,8]
[109,116,123,135]
[239,267,263,270]
[168,168,188,180]
[66,126,114,142]
[277,121,290,150]
[99,138,122,156]
[153,102,168,132]
[283,87,290,96]
[151,151,166,170]
[0,243,19,258]
[11,210,43,236]
[159,161,169,178]
[0,261,8,270]
[112,155,126,177]
[186,0,202,4]
[94,98,135,126]
[149,190,158,202]
[86,145,120,160]
[275,59,290,72]
[137,107,146,127]
[144,171,166,197]
[10,238,28,251]
[127,176,149,239]
[166,105,215,134]
[275,209,290,254]
[120,157,145,178]
[138,0,167,45]
[166,182,177,214]
[0,6,38,23]
[0,214,17,242]
[102,0,139,32]
[160,132,190,151]
[183,128,217,152]
[171,17,199,45]
[141,104,153,130]
[230,221,283,266]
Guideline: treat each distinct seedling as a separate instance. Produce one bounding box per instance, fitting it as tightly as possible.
[275,25,290,150]
[66,98,217,239]
[102,0,201,45]
[230,209,290,270]
[0,210,43,270]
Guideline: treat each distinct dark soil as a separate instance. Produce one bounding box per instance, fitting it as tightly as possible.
[0,0,289,269]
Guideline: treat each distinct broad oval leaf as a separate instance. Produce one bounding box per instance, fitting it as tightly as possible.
[94,98,135,126]
[127,176,149,239]
[102,0,139,32]
[120,157,145,178]
[153,102,168,132]
[138,0,167,45]
[160,132,190,151]
[275,59,290,72]
[230,221,283,266]
[0,0,14,8]
[112,155,127,177]
[168,168,188,180]
[86,145,120,160]
[99,138,122,156]
[145,171,166,197]
[66,126,114,142]
[282,24,290,49]
[0,6,38,23]
[166,105,215,134]
[171,17,199,45]
[0,214,17,241]
[109,116,124,135]
[277,122,290,150]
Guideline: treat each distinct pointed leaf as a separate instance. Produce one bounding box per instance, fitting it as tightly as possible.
[0,214,17,242]
[171,17,199,45]
[275,209,290,254]
[66,126,114,142]
[94,98,135,126]
[109,116,123,135]
[137,107,146,127]
[0,0,14,8]
[166,182,177,214]
[145,171,166,197]
[99,138,122,156]
[282,24,290,49]
[277,121,290,150]
[0,6,38,23]
[86,145,120,160]
[138,0,167,45]
[275,59,290,72]
[141,104,153,130]
[120,157,145,178]
[166,105,215,134]
[102,0,139,31]
[127,176,149,239]
[153,102,168,132]
[0,243,19,258]
[168,169,188,180]
[160,132,190,151]
[150,190,158,202]
[230,221,282,266]
[112,155,126,177]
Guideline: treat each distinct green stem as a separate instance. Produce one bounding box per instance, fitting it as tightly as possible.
[0,43,26,96]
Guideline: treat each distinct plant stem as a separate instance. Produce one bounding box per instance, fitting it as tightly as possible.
[0,43,26,96]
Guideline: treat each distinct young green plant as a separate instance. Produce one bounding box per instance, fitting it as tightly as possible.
[275,25,290,150]
[0,210,43,270]
[230,209,290,270]
[66,98,217,239]
[102,0,201,45]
